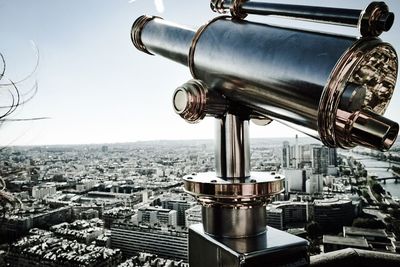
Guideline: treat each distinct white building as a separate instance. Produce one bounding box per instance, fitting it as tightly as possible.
[283,169,306,192]
[306,174,323,194]
[32,184,56,199]
[137,207,177,227]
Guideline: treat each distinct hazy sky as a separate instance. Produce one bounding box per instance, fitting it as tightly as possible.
[0,0,399,146]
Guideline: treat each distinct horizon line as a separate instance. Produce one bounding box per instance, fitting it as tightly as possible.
[1,136,320,148]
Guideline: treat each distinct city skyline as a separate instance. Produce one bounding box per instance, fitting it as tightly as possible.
[1,2,400,265]
[0,0,399,146]
[1,137,400,266]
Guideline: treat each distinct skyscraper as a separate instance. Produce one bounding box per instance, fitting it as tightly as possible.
[282,141,291,168]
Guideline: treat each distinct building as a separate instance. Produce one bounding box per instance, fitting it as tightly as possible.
[162,199,195,227]
[185,205,202,228]
[102,207,135,228]
[6,230,122,267]
[50,219,104,244]
[266,206,284,230]
[118,253,189,267]
[306,174,323,194]
[311,145,329,174]
[0,206,72,242]
[343,226,392,251]
[328,147,338,167]
[86,191,142,207]
[283,169,307,192]
[323,235,370,252]
[288,144,337,175]
[267,201,311,230]
[313,198,354,232]
[76,179,98,192]
[96,230,112,248]
[79,208,99,220]
[323,226,394,253]
[138,207,177,227]
[111,223,188,261]
[282,141,292,168]
[32,184,56,199]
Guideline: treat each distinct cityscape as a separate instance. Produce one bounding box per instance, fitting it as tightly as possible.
[0,137,399,266]
[1,1,400,266]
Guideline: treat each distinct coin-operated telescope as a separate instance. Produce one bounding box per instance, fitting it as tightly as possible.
[131,1,398,266]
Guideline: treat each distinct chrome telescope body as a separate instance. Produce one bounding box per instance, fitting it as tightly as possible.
[131,3,398,265]
[132,14,398,152]
[211,0,394,37]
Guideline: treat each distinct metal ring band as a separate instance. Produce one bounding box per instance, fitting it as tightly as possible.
[197,196,270,208]
[318,39,366,148]
[210,0,226,14]
[131,15,162,55]
[188,16,230,78]
[317,39,385,148]
[358,2,390,37]
[230,0,247,19]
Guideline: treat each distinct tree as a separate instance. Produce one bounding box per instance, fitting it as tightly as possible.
[389,208,400,220]
[371,183,385,195]
[0,49,42,229]
[306,221,322,240]
[308,239,321,255]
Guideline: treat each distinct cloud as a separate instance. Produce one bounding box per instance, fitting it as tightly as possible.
[129,0,165,13]
[154,0,164,13]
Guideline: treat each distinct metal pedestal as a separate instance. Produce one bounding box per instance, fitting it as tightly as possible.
[189,224,309,267]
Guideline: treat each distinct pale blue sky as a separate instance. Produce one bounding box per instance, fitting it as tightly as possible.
[0,0,399,146]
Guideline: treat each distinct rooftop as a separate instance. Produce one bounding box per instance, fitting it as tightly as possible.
[314,198,352,206]
[323,235,369,248]
[343,226,388,238]
[310,248,400,267]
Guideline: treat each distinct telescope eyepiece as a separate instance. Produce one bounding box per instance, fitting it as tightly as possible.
[378,12,395,32]
[337,109,399,152]
[172,80,228,123]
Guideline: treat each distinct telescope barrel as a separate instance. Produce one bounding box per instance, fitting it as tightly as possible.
[132,15,398,151]
[242,2,361,25]
[131,16,195,65]
[211,1,395,37]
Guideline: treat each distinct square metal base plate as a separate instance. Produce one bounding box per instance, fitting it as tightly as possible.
[189,224,309,267]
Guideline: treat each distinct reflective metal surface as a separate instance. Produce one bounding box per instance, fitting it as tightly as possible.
[189,224,309,267]
[319,39,398,150]
[202,205,266,238]
[172,79,227,123]
[183,172,284,201]
[178,110,282,238]
[192,17,351,136]
[130,7,398,264]
[132,15,195,66]
[210,1,394,37]
[335,109,399,151]
[359,2,395,37]
[216,114,250,179]
[190,17,398,150]
[132,9,398,152]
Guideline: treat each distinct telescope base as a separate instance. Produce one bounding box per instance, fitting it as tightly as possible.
[189,224,309,267]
